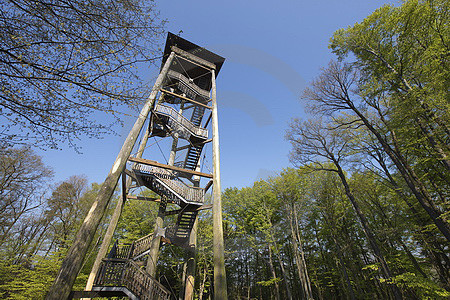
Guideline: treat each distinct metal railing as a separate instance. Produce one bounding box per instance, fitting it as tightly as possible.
[154,104,208,139]
[130,233,154,259]
[108,240,132,259]
[95,259,171,300]
[108,233,154,261]
[166,70,210,101]
[135,164,204,204]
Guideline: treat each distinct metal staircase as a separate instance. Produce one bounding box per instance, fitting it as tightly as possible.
[94,259,170,300]
[131,163,203,248]
[133,164,205,205]
[165,210,198,247]
[190,105,206,126]
[91,234,172,299]
[170,105,206,171]
[150,104,208,141]
[183,144,204,171]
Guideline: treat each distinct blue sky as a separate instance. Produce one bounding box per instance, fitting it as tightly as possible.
[36,0,395,190]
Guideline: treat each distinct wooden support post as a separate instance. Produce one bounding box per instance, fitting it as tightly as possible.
[84,121,153,292]
[184,218,198,300]
[146,196,167,277]
[211,70,228,300]
[45,52,175,300]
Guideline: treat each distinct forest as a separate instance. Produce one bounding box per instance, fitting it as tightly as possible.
[0,0,448,299]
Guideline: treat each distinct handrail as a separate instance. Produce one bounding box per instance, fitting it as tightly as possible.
[154,104,208,139]
[108,233,154,260]
[95,259,171,300]
[131,233,154,258]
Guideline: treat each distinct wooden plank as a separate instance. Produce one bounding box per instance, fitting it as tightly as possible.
[171,46,216,70]
[183,104,196,110]
[160,88,212,109]
[129,156,213,179]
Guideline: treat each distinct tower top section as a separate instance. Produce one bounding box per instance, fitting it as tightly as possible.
[161,32,225,91]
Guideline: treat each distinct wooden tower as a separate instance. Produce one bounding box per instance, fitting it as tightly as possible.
[47,33,227,300]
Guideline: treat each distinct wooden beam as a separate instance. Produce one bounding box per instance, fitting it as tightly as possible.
[69,290,127,299]
[199,204,213,211]
[165,209,181,216]
[123,168,137,182]
[204,112,212,128]
[126,195,162,202]
[176,139,212,152]
[205,180,213,192]
[165,204,212,216]
[129,157,213,179]
[171,46,216,70]
[160,88,211,110]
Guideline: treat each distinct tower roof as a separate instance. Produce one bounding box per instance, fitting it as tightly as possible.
[161,32,225,82]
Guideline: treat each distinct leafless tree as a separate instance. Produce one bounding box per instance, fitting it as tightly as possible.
[0,0,165,149]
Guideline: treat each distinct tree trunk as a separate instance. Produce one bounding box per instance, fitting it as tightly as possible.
[198,265,208,300]
[293,205,314,299]
[332,236,356,300]
[146,197,167,277]
[332,161,403,300]
[273,244,293,300]
[267,245,280,300]
[348,100,450,242]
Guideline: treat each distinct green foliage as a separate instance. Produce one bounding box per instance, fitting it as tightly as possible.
[257,277,282,287]
[115,198,158,243]
[0,150,107,299]
[0,256,59,299]
[390,272,450,299]
[329,0,449,184]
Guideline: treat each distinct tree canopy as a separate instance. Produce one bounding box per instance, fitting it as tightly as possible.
[0,0,165,149]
